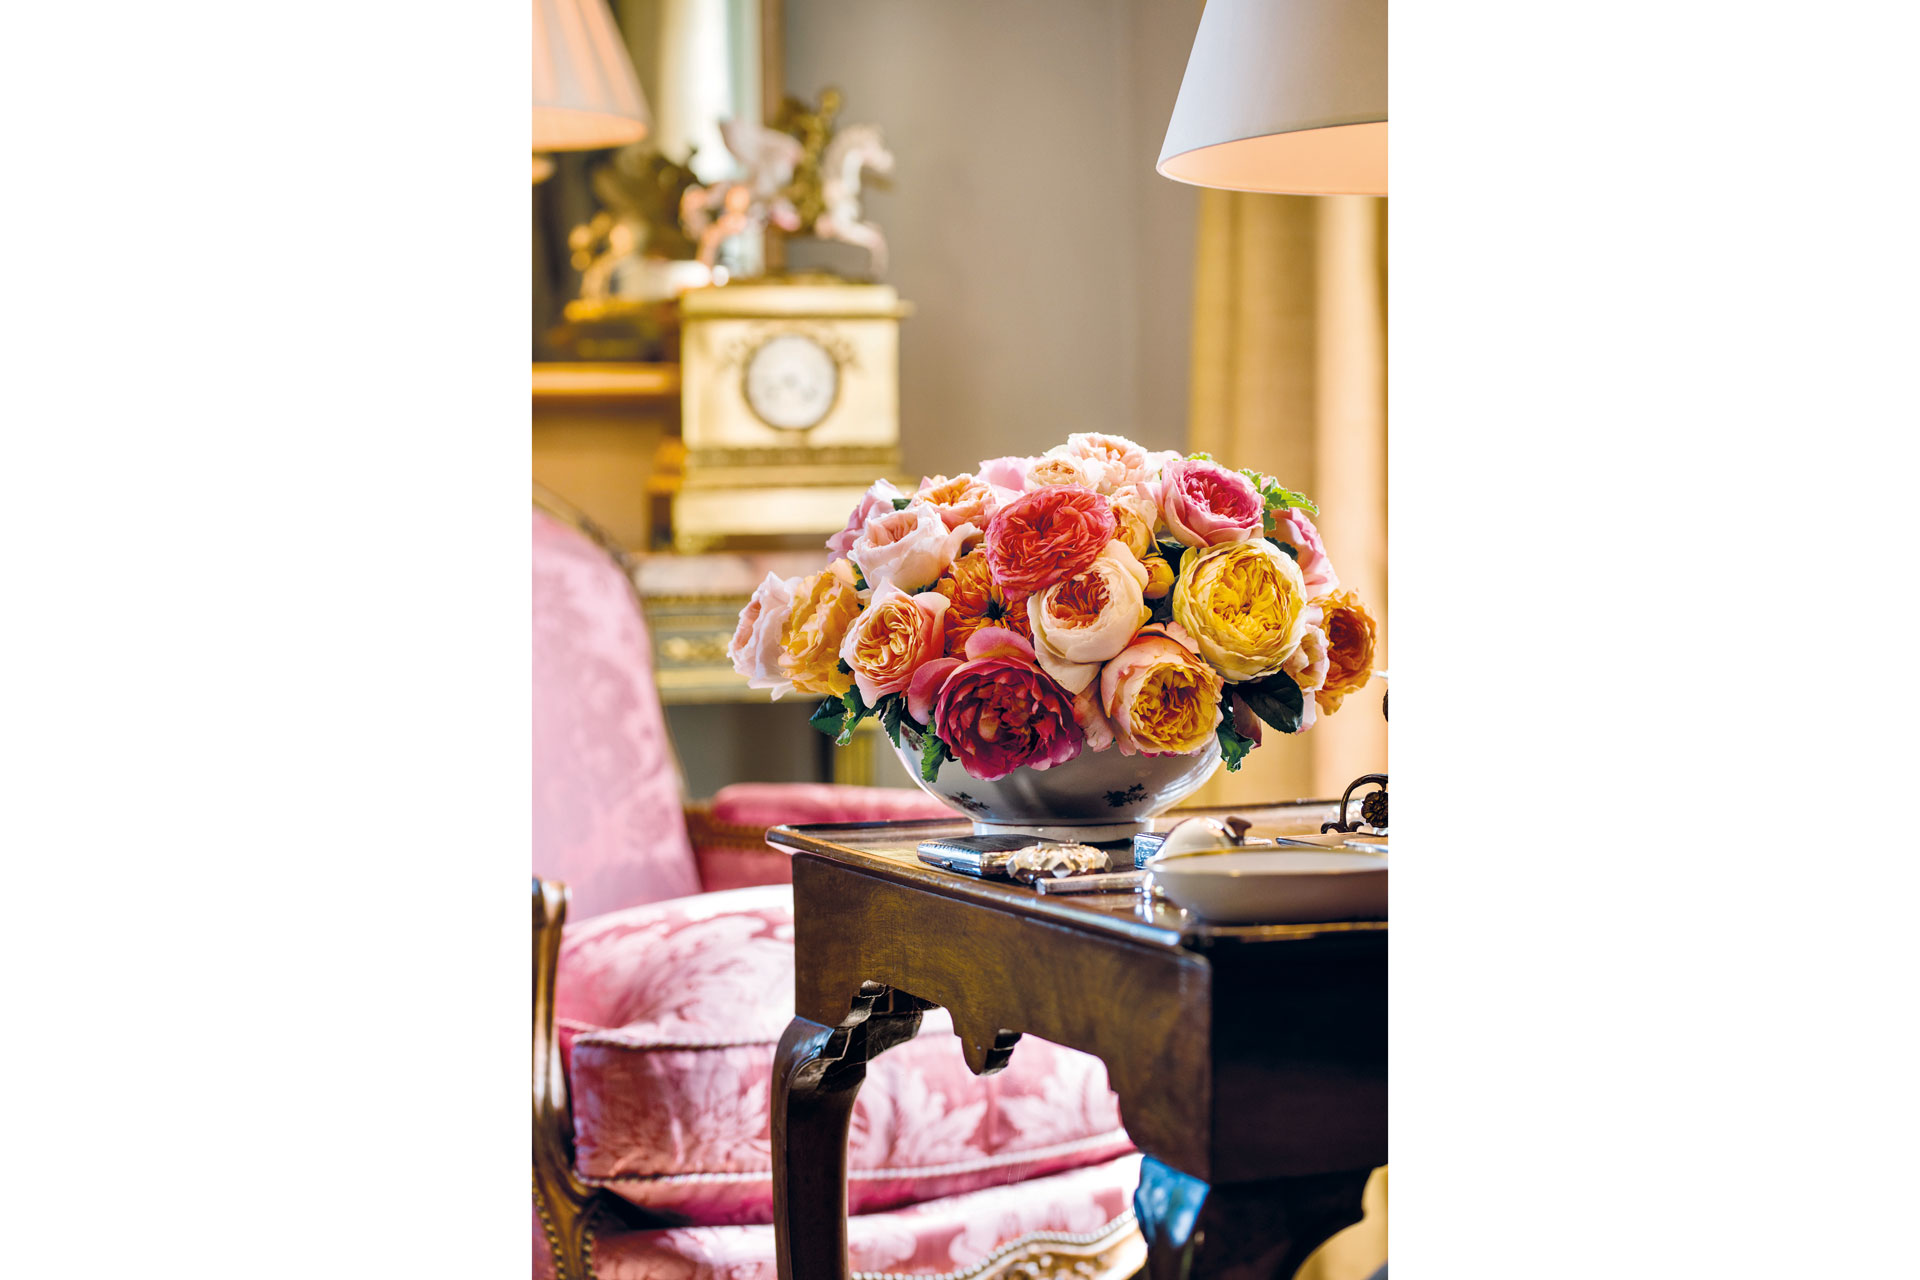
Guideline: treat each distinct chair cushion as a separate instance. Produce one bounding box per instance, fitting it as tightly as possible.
[693,784,955,892]
[583,1154,1141,1280]
[558,886,1134,1226]
[533,509,699,920]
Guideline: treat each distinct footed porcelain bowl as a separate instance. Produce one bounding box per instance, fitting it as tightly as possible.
[894,726,1221,842]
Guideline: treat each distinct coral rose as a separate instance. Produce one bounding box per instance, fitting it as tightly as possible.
[1270,507,1339,597]
[904,627,1084,781]
[839,584,950,706]
[1108,483,1161,559]
[1159,457,1264,548]
[827,479,905,557]
[727,571,796,698]
[1025,542,1151,694]
[851,501,977,594]
[1044,432,1154,494]
[915,473,1013,531]
[1314,590,1378,715]
[1172,539,1309,681]
[934,549,1030,657]
[982,484,1117,596]
[779,560,861,697]
[1099,622,1225,757]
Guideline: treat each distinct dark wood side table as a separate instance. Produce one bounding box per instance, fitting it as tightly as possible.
[766,802,1387,1280]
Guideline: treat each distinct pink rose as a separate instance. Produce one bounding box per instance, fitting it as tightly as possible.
[1071,682,1115,753]
[1045,432,1154,494]
[914,472,1015,531]
[1158,458,1264,547]
[827,479,906,557]
[727,571,796,698]
[1270,508,1340,597]
[839,583,950,705]
[975,455,1041,492]
[905,627,1084,781]
[851,501,978,594]
[982,484,1118,596]
[1025,541,1151,694]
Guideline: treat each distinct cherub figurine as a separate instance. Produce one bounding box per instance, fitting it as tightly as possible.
[679,118,804,266]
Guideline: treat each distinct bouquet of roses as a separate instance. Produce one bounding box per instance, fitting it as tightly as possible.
[726,433,1377,783]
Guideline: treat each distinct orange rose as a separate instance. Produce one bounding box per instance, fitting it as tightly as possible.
[780,559,861,697]
[1314,590,1377,715]
[935,549,1030,657]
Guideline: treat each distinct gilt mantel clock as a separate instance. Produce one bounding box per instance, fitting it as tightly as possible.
[666,277,912,553]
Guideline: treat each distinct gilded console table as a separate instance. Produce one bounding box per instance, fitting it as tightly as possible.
[766,803,1387,1280]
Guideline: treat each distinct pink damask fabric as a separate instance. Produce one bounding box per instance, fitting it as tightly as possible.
[557,887,1133,1226]
[533,509,700,919]
[695,783,954,892]
[585,1154,1141,1280]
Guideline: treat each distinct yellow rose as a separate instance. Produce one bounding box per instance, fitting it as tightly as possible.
[1141,554,1175,599]
[780,559,860,697]
[1314,589,1377,715]
[1171,540,1308,682]
[1099,625,1224,756]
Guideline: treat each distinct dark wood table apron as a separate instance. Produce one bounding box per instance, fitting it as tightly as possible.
[767,803,1386,1280]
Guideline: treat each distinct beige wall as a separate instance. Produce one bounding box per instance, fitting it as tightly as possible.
[784,0,1202,476]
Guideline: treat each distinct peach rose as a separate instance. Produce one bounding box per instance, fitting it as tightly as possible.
[1024,455,1093,488]
[1314,590,1377,715]
[1159,457,1265,548]
[934,548,1031,657]
[1270,507,1339,598]
[1099,622,1225,757]
[1284,606,1330,732]
[982,484,1117,596]
[839,584,950,706]
[779,560,861,697]
[851,501,978,594]
[1107,483,1161,559]
[727,571,796,698]
[1025,542,1151,694]
[827,479,906,556]
[914,472,1014,531]
[1045,432,1154,494]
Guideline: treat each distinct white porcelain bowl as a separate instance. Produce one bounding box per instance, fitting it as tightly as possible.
[1148,849,1388,924]
[894,727,1221,842]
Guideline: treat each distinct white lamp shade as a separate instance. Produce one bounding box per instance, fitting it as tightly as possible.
[533,0,651,152]
[1158,0,1386,196]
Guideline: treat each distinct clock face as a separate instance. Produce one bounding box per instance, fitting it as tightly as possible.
[743,333,840,431]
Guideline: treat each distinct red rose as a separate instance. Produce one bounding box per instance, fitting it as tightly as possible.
[981,484,1117,596]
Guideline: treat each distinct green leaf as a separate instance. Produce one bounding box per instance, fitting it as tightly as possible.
[1266,537,1299,560]
[879,693,907,749]
[1239,468,1320,529]
[891,496,912,511]
[808,697,848,740]
[1236,672,1304,735]
[1187,451,1214,462]
[852,567,870,591]
[1154,539,1187,573]
[1147,589,1176,625]
[835,683,874,746]
[919,729,951,782]
[1215,719,1257,772]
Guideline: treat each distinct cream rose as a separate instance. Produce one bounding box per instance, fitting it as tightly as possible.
[1024,541,1150,694]
[839,584,950,705]
[1024,454,1093,488]
[1045,432,1154,494]
[827,479,906,557]
[727,571,796,698]
[1107,482,1161,559]
[850,501,977,594]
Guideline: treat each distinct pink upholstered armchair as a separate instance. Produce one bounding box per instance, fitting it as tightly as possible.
[532,498,1145,1280]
